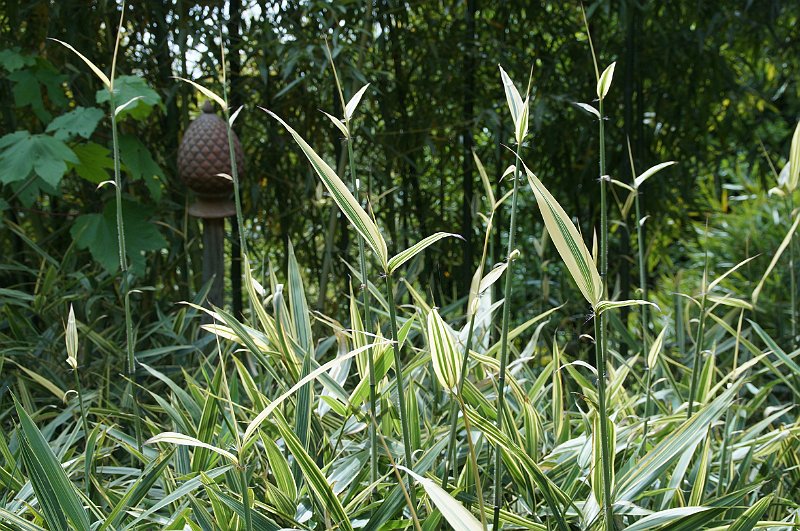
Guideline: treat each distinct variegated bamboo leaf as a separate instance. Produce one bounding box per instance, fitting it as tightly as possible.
[596,61,616,100]
[345,83,370,120]
[144,432,238,464]
[595,299,658,316]
[263,108,389,267]
[526,170,602,306]
[173,77,227,111]
[752,212,800,303]
[427,308,461,393]
[398,466,482,531]
[387,232,461,274]
[633,161,676,189]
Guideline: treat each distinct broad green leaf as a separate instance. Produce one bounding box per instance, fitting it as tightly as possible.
[751,212,800,303]
[70,142,114,183]
[788,121,800,192]
[50,38,111,89]
[427,308,461,393]
[0,131,78,186]
[345,83,370,120]
[119,133,164,199]
[388,232,461,273]
[7,59,68,122]
[527,169,602,306]
[398,466,482,531]
[46,106,104,140]
[173,76,226,111]
[633,161,676,189]
[0,48,35,72]
[264,108,388,267]
[145,432,238,464]
[596,61,616,99]
[14,398,92,531]
[70,199,166,275]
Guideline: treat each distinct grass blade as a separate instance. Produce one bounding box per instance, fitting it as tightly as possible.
[398,466,482,531]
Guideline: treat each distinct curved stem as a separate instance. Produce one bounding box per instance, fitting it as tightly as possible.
[491,141,522,530]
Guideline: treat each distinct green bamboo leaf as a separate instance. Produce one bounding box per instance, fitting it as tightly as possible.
[634,161,676,189]
[49,38,111,89]
[345,83,370,120]
[752,212,800,303]
[427,308,461,393]
[144,432,238,464]
[596,61,616,100]
[526,169,602,306]
[14,398,92,531]
[398,466,482,531]
[173,76,227,110]
[688,431,711,505]
[388,232,461,274]
[263,108,388,267]
[727,494,773,531]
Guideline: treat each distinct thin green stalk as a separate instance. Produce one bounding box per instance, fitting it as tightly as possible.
[72,370,90,452]
[347,139,379,486]
[788,195,797,347]
[385,273,415,510]
[687,271,708,419]
[456,393,487,531]
[597,97,615,530]
[239,466,252,531]
[491,142,523,530]
[442,315,476,487]
[635,187,654,452]
[594,314,615,529]
[110,94,143,451]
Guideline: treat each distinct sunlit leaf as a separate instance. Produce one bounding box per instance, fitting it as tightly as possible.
[596,61,616,99]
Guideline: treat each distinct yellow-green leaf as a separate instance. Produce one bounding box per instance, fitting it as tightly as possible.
[427,308,461,393]
[596,61,616,100]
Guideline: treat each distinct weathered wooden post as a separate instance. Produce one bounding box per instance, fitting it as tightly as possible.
[177,101,244,309]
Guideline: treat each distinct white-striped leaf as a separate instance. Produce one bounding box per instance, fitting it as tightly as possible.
[789,121,800,192]
[526,170,602,307]
[65,304,78,369]
[622,507,714,531]
[499,65,526,141]
[144,432,238,464]
[595,299,658,316]
[345,83,370,120]
[388,232,460,274]
[321,110,349,138]
[263,108,388,267]
[634,161,676,189]
[596,61,616,100]
[647,326,668,369]
[427,308,461,393]
[398,466,482,531]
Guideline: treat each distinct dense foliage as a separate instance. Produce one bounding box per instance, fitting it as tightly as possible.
[1,1,799,530]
